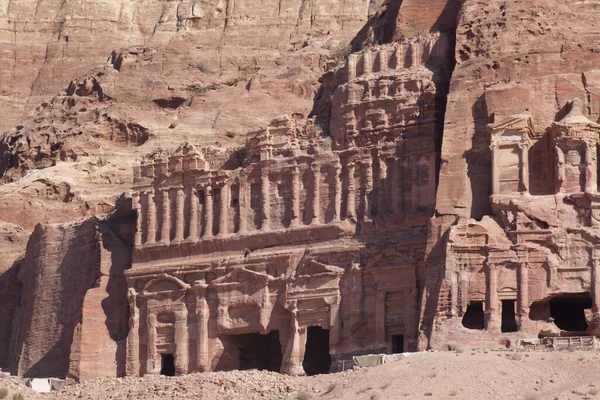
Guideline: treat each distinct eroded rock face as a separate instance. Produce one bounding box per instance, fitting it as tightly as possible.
[5,0,600,382]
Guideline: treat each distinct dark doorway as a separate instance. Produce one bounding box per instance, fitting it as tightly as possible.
[391,334,404,353]
[303,326,331,376]
[160,354,175,376]
[550,293,592,332]
[501,300,518,333]
[237,331,283,371]
[462,301,485,330]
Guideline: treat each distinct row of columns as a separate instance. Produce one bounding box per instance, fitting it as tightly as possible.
[133,153,431,246]
[346,41,430,81]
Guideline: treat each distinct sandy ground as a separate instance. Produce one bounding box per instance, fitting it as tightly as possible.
[2,349,600,399]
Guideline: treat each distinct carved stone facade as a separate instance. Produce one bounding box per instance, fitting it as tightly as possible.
[428,99,600,348]
[124,33,452,376]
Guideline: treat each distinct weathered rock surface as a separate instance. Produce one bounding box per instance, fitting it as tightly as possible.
[4,0,600,385]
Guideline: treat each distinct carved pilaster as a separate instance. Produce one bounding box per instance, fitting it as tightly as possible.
[485,262,501,332]
[218,181,229,236]
[333,162,342,222]
[160,189,171,245]
[364,159,373,220]
[195,282,210,372]
[133,193,142,246]
[174,309,189,375]
[311,163,321,225]
[173,187,185,243]
[586,143,597,194]
[146,190,156,244]
[261,169,270,231]
[185,187,199,242]
[238,178,249,233]
[345,161,356,219]
[291,166,301,227]
[204,185,214,238]
[126,290,139,376]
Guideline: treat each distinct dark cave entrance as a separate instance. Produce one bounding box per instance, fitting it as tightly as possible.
[550,293,592,332]
[391,334,404,354]
[529,293,592,333]
[501,300,518,333]
[160,354,175,376]
[462,301,485,330]
[237,331,283,372]
[303,326,331,376]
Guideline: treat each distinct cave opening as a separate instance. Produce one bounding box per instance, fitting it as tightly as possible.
[501,300,518,333]
[462,301,485,330]
[237,331,283,372]
[160,354,175,376]
[550,293,592,332]
[529,293,592,333]
[303,326,331,376]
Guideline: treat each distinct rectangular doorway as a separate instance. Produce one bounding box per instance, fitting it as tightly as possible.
[501,300,518,332]
[391,334,404,354]
[302,326,331,376]
[160,354,175,376]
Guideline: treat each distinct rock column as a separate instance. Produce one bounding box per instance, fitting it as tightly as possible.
[174,309,189,375]
[239,177,249,233]
[204,185,214,238]
[485,263,501,332]
[195,282,210,372]
[146,190,156,244]
[333,162,342,222]
[345,161,356,219]
[160,189,171,245]
[261,169,270,231]
[291,166,301,227]
[364,159,373,220]
[590,246,600,334]
[173,188,185,243]
[133,193,142,246]
[586,143,597,193]
[186,187,199,242]
[218,182,229,236]
[146,313,158,374]
[311,164,321,225]
[126,290,139,376]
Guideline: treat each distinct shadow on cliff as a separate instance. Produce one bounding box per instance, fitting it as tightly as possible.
[98,195,135,377]
[0,260,23,372]
[465,93,493,219]
[22,220,100,379]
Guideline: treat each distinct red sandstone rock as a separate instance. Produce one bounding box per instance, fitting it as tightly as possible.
[3,0,600,384]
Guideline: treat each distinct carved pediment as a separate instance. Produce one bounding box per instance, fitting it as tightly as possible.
[294,259,345,279]
[487,113,536,146]
[209,267,271,291]
[143,274,189,294]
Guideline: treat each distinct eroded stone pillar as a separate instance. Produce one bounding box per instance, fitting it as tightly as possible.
[204,185,214,238]
[146,190,157,244]
[345,161,356,219]
[375,289,385,344]
[392,157,402,214]
[363,51,372,75]
[126,290,139,376]
[410,156,419,210]
[518,261,529,329]
[195,283,210,372]
[329,296,341,348]
[146,313,158,374]
[590,246,600,334]
[520,144,530,193]
[133,193,142,246]
[311,164,321,225]
[291,166,301,227]
[333,162,342,222]
[586,143,597,194]
[160,189,171,245]
[364,159,374,220]
[173,187,185,243]
[347,54,357,81]
[282,303,306,376]
[491,147,499,195]
[261,169,270,231]
[174,309,189,375]
[218,182,229,236]
[377,155,387,216]
[485,263,501,332]
[186,187,199,242]
[239,178,249,233]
